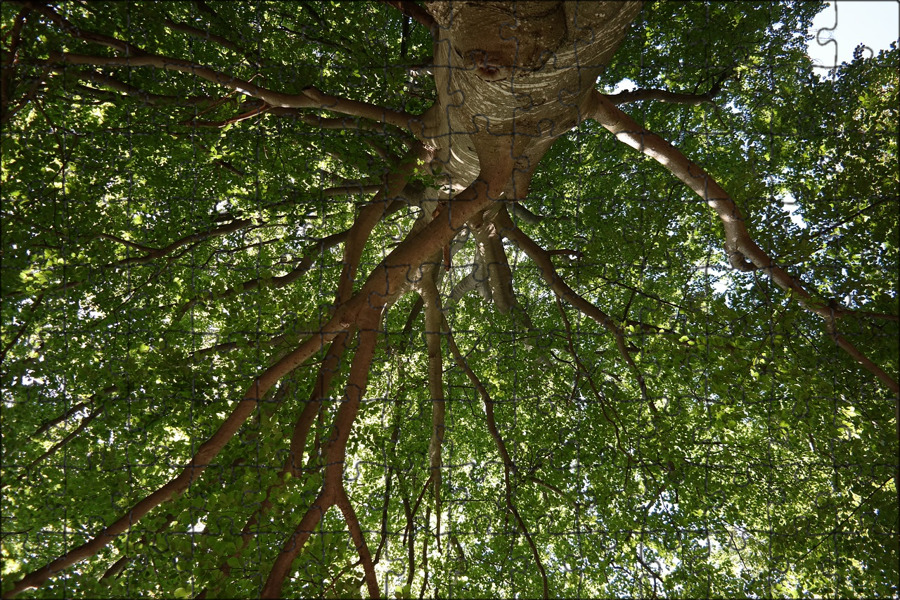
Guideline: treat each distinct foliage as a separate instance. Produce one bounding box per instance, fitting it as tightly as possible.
[1,2,897,598]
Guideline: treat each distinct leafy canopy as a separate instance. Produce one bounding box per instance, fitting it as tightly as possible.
[1,1,897,598]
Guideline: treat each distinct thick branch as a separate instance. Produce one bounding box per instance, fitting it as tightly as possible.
[382,1,437,30]
[586,90,899,395]
[0,6,30,123]
[336,149,431,307]
[261,322,380,598]
[288,332,351,477]
[6,139,512,600]
[2,324,339,598]
[471,215,516,314]
[341,167,512,324]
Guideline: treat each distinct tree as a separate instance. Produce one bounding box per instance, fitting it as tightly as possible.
[1,1,897,597]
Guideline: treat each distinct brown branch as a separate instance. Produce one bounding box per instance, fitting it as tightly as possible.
[162,17,243,55]
[402,494,416,585]
[588,91,758,273]
[335,147,432,310]
[190,329,291,357]
[555,297,627,453]
[183,102,270,127]
[15,405,105,486]
[1,6,30,123]
[27,3,420,131]
[288,333,352,477]
[176,229,350,319]
[608,88,716,106]
[59,67,214,107]
[420,271,445,553]
[340,167,513,326]
[2,321,341,598]
[524,475,572,502]
[195,382,300,598]
[382,1,437,30]
[336,488,379,598]
[99,513,176,582]
[111,218,252,267]
[30,400,88,439]
[95,233,158,254]
[50,50,420,131]
[261,322,380,598]
[16,1,142,55]
[608,69,729,107]
[442,314,549,599]
[290,114,394,132]
[419,504,430,598]
[472,214,516,313]
[497,209,655,412]
[374,395,405,563]
[5,146,512,600]
[586,90,899,395]
[299,85,422,133]
[206,338,355,594]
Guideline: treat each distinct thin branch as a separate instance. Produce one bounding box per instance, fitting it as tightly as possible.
[99,513,176,582]
[16,1,143,55]
[111,217,252,267]
[555,297,627,453]
[497,209,655,412]
[442,314,550,599]
[261,323,380,598]
[14,405,105,486]
[420,270,445,553]
[95,233,158,254]
[608,88,716,106]
[162,16,243,55]
[58,67,214,106]
[29,4,421,131]
[374,393,406,563]
[508,202,546,225]
[176,229,349,319]
[0,293,43,365]
[30,399,89,439]
[50,50,420,131]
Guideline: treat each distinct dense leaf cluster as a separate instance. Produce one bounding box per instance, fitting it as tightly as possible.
[1,2,897,598]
